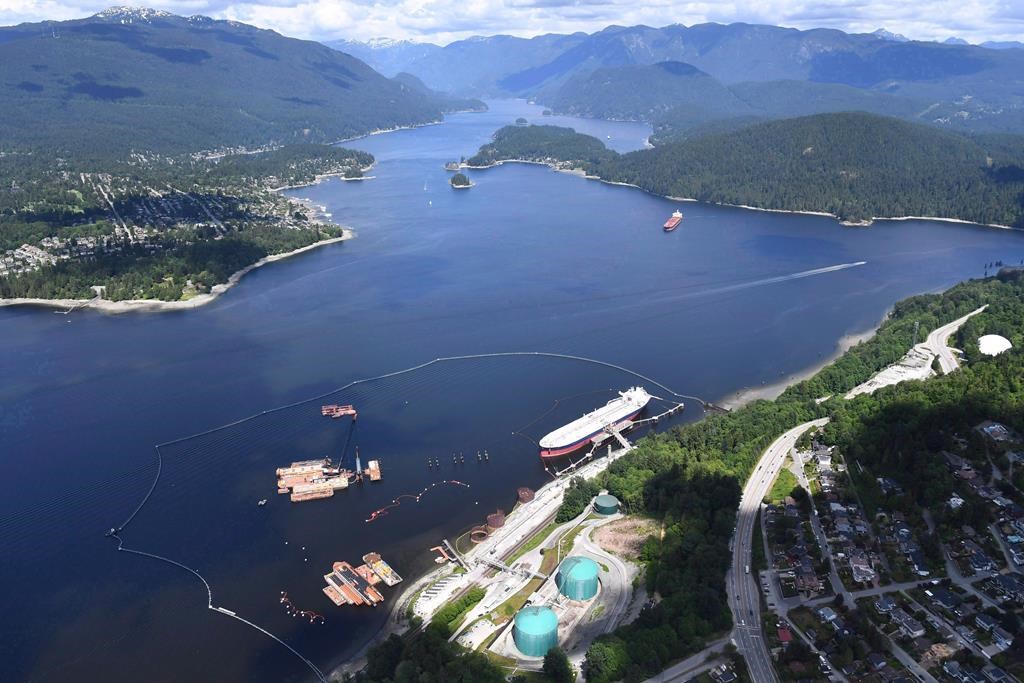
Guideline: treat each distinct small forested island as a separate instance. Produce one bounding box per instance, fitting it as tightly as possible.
[0,144,372,303]
[449,172,474,188]
[467,124,615,169]
[469,113,1024,227]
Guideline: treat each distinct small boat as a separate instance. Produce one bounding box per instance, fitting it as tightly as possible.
[663,210,683,232]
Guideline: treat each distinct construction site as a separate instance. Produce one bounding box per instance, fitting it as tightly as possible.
[275,404,383,502]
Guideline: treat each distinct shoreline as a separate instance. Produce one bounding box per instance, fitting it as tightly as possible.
[331,437,636,680]
[2,162,371,316]
[467,158,1022,233]
[0,230,353,315]
[717,322,883,410]
[269,163,377,192]
[329,120,444,146]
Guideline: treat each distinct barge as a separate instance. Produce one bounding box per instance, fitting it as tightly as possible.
[276,459,353,502]
[323,561,384,607]
[366,459,382,482]
[363,552,403,586]
[322,552,401,607]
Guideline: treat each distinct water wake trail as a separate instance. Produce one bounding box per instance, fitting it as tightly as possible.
[618,261,869,311]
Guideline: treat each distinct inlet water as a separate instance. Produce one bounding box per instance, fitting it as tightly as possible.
[1,99,1022,682]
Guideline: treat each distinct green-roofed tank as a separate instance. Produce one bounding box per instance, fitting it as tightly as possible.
[594,493,619,515]
[512,605,558,657]
[556,555,600,600]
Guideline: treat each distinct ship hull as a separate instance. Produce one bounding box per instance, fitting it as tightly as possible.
[539,407,643,458]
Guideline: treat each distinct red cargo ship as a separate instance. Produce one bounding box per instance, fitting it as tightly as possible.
[663,210,683,231]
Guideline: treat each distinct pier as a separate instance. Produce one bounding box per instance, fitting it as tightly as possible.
[442,539,472,571]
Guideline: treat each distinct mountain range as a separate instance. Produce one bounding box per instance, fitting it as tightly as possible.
[0,7,478,159]
[342,23,1024,136]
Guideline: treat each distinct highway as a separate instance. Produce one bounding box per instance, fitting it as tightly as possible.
[728,418,830,683]
[925,305,987,374]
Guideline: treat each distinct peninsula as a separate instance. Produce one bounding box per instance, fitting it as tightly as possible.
[467,115,1024,228]
[0,145,368,309]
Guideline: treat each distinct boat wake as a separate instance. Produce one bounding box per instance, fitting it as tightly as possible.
[637,261,869,307]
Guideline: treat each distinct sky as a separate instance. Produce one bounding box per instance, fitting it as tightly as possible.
[0,0,1022,45]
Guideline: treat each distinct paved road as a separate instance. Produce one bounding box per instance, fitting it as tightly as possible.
[785,620,850,683]
[728,418,830,683]
[922,511,1005,613]
[790,460,854,606]
[578,523,632,634]
[925,305,987,374]
[644,639,729,682]
[989,522,1020,571]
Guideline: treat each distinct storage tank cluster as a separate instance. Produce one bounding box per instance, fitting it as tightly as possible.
[556,556,600,601]
[512,605,558,657]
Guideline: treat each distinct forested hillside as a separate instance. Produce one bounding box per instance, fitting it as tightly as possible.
[584,272,1024,682]
[469,115,1024,226]
[546,61,747,122]
[550,62,927,137]
[0,8,453,159]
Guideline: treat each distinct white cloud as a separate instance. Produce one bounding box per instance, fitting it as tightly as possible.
[0,0,1019,44]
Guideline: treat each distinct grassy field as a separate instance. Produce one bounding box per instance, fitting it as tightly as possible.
[765,466,799,504]
[505,519,560,565]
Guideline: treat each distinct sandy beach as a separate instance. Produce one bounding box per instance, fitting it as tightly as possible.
[717,324,881,410]
[0,230,353,315]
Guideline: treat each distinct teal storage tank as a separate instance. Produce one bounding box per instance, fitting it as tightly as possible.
[594,494,619,515]
[556,556,600,600]
[513,605,558,657]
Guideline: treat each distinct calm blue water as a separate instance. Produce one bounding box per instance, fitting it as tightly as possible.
[2,99,1023,682]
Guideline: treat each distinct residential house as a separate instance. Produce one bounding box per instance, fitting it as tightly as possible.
[817,606,838,624]
[993,627,1013,649]
[976,613,998,632]
[929,587,964,615]
[875,595,897,614]
[891,608,926,638]
[909,550,931,576]
[877,477,903,495]
[981,665,1011,683]
[850,551,876,583]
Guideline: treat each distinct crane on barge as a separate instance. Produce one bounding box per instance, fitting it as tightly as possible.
[321,404,382,483]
